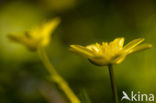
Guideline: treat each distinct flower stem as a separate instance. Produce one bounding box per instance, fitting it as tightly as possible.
[38,48,80,103]
[108,64,118,103]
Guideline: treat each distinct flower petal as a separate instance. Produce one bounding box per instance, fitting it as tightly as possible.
[88,56,109,66]
[41,18,60,46]
[8,31,37,49]
[123,38,144,51]
[70,45,94,58]
[127,43,152,54]
[112,54,127,64]
[86,44,100,52]
[30,18,60,46]
[108,38,125,58]
[8,33,38,51]
[109,37,125,49]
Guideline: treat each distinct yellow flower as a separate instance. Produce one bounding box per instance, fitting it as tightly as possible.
[8,18,60,51]
[70,38,152,66]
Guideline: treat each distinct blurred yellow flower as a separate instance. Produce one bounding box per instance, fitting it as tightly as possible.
[8,18,60,51]
[70,38,152,66]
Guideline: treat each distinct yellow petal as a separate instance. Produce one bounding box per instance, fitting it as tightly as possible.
[70,45,94,58]
[8,33,39,51]
[8,33,32,46]
[123,38,144,51]
[128,43,152,54]
[114,55,126,64]
[111,53,127,64]
[28,17,61,46]
[109,37,125,49]
[88,56,108,66]
[109,38,125,56]
[86,44,100,53]
[41,18,61,46]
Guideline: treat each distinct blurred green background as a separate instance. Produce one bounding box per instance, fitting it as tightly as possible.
[0,0,156,103]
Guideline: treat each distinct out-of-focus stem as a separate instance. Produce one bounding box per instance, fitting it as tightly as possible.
[108,64,118,103]
[38,48,80,103]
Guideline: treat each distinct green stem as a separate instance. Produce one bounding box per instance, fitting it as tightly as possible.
[108,64,118,103]
[38,48,80,103]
